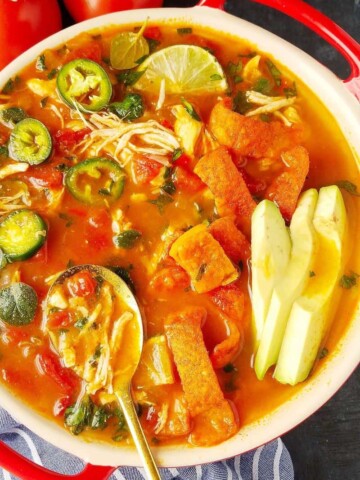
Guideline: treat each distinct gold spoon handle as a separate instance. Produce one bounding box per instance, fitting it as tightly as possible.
[116,388,161,480]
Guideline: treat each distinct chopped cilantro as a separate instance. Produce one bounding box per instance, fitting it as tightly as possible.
[47,68,58,80]
[266,59,282,86]
[254,77,272,94]
[309,271,316,277]
[339,272,359,289]
[58,212,73,228]
[196,263,207,282]
[223,363,236,373]
[135,54,149,65]
[181,98,201,121]
[148,193,174,213]
[2,76,20,94]
[210,73,223,81]
[284,82,297,97]
[74,317,88,329]
[0,145,8,158]
[260,113,271,122]
[161,180,176,195]
[40,97,49,108]
[233,91,253,114]
[146,37,160,53]
[172,148,183,161]
[117,69,145,86]
[89,344,102,366]
[114,230,142,249]
[319,347,329,359]
[36,54,47,71]
[336,180,360,197]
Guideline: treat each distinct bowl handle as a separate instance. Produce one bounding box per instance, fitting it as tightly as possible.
[198,0,360,100]
[0,440,115,480]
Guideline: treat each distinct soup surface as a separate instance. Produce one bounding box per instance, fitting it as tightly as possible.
[0,21,359,448]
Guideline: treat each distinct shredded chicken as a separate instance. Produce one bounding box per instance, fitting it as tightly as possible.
[75,111,180,165]
[245,90,297,121]
[156,79,166,111]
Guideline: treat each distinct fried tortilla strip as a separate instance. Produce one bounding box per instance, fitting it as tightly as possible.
[208,216,251,264]
[209,99,303,158]
[194,146,256,234]
[265,145,310,221]
[169,224,238,294]
[190,399,238,446]
[208,284,245,327]
[164,306,224,416]
[210,316,242,369]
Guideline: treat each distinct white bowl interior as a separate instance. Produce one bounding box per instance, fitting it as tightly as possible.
[0,6,359,468]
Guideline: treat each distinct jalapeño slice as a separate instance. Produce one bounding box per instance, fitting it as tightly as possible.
[57,59,112,112]
[9,118,52,165]
[0,209,47,261]
[65,158,125,206]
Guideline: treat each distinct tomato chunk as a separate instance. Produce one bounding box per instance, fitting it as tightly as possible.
[85,209,112,249]
[144,26,162,42]
[67,271,97,297]
[37,352,79,394]
[132,155,162,184]
[174,166,205,194]
[54,128,91,154]
[23,164,63,189]
[47,310,72,329]
[65,42,102,63]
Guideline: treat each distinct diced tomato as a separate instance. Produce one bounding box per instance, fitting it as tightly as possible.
[65,42,102,63]
[239,168,266,195]
[160,119,173,131]
[132,155,162,185]
[149,266,190,293]
[54,128,91,154]
[53,396,72,417]
[47,311,72,329]
[144,26,162,41]
[174,166,205,193]
[67,271,97,298]
[3,327,29,345]
[37,352,79,394]
[23,164,63,189]
[173,152,191,169]
[85,209,112,249]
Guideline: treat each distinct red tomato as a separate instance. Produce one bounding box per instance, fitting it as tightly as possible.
[22,164,64,189]
[85,210,112,249]
[174,167,205,194]
[132,155,162,184]
[37,353,79,394]
[67,271,97,297]
[0,0,62,70]
[47,311,72,329]
[54,128,91,154]
[149,266,190,293]
[65,42,102,63]
[63,0,164,23]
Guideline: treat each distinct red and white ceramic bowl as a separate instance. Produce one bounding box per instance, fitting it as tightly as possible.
[0,1,359,478]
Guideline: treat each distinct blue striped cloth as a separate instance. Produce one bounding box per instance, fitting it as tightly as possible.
[0,407,294,480]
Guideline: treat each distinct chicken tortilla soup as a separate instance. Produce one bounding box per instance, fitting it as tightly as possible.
[0,22,359,448]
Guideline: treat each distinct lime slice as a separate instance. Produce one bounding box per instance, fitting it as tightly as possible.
[133,45,228,94]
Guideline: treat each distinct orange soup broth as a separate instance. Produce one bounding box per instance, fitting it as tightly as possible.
[0,22,359,447]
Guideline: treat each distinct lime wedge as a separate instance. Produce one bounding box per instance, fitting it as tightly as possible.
[133,45,228,94]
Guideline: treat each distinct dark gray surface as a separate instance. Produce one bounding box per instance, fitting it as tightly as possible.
[59,1,360,478]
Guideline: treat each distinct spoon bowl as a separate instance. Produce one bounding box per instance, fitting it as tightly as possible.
[45,264,161,479]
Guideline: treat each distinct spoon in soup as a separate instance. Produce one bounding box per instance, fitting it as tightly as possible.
[44,264,161,480]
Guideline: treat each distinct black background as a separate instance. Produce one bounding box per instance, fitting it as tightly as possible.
[59,1,360,478]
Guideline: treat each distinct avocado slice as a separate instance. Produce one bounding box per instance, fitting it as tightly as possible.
[251,200,291,347]
[274,185,347,385]
[254,189,319,380]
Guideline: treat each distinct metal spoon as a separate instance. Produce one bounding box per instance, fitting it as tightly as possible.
[45,264,161,480]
